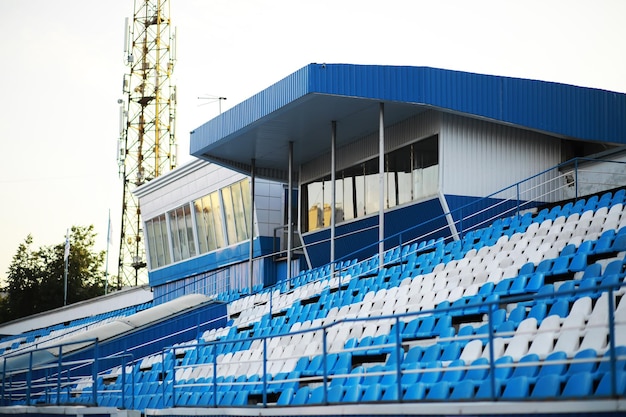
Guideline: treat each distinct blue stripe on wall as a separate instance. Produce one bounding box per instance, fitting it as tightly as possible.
[148,237,275,287]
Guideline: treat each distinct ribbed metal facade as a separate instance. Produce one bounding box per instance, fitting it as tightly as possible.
[192,64,626,167]
[307,64,626,142]
[440,113,562,197]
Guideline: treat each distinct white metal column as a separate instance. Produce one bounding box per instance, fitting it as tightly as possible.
[287,141,294,283]
[331,121,337,269]
[378,103,385,268]
[249,158,256,290]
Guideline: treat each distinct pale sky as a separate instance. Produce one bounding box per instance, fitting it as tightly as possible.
[0,0,625,285]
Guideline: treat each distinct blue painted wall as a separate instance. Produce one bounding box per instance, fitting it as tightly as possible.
[302,198,449,267]
[148,237,276,287]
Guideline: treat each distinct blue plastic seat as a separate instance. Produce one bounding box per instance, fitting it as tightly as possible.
[421,344,443,363]
[464,357,489,382]
[511,353,540,379]
[508,275,529,295]
[593,230,616,255]
[613,189,626,204]
[569,253,587,272]
[361,383,382,402]
[519,262,535,276]
[291,386,310,405]
[595,371,626,397]
[611,233,626,253]
[536,259,554,274]
[547,298,570,318]
[449,379,476,400]
[328,348,349,370]
[327,385,344,403]
[527,301,547,322]
[420,361,443,386]
[494,279,513,296]
[508,305,527,324]
[401,362,422,387]
[567,348,598,376]
[562,372,593,398]
[474,378,501,400]
[218,391,236,406]
[584,195,599,211]
[402,345,424,368]
[294,356,310,373]
[339,385,359,403]
[434,315,453,336]
[415,316,436,338]
[361,365,382,386]
[232,390,248,406]
[537,351,568,379]
[307,385,326,404]
[531,374,561,399]
[602,260,626,286]
[501,376,529,399]
[401,317,422,339]
[302,355,323,376]
[403,382,426,401]
[381,384,401,401]
[441,342,462,362]
[578,276,600,297]
[550,256,571,276]
[491,356,514,380]
[596,346,626,375]
[442,359,466,383]
[425,380,450,400]
[276,387,295,406]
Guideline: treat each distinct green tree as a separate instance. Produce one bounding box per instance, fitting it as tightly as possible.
[0,226,107,323]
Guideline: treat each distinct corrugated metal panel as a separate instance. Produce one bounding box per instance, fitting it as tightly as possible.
[309,64,626,142]
[441,113,561,197]
[192,65,311,150]
[191,63,626,175]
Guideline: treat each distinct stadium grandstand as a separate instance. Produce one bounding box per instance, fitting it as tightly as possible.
[1,64,626,417]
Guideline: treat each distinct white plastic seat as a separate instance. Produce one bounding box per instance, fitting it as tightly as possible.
[433,289,450,305]
[527,330,556,359]
[460,339,484,363]
[503,335,531,360]
[579,326,609,352]
[516,317,538,336]
[448,286,465,303]
[481,337,506,360]
[538,314,562,333]
[588,293,609,327]
[553,317,584,357]
[463,284,479,297]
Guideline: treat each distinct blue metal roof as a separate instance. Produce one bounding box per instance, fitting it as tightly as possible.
[190,63,626,179]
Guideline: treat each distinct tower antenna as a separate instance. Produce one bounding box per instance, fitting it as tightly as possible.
[117,0,177,287]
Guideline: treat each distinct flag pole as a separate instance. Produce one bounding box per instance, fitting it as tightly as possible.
[63,228,70,306]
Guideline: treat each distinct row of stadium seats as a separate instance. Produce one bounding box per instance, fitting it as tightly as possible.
[16,188,626,409]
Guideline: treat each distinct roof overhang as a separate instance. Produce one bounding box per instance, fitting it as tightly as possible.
[190,64,626,181]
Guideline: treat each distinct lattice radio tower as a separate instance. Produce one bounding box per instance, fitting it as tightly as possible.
[117,0,177,287]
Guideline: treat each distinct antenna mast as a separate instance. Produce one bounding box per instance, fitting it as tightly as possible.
[117,0,177,287]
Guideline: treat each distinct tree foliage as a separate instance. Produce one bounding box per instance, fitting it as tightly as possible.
[0,225,107,323]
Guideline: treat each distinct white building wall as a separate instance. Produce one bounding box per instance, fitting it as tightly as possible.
[254,180,285,236]
[138,159,248,221]
[440,113,562,199]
